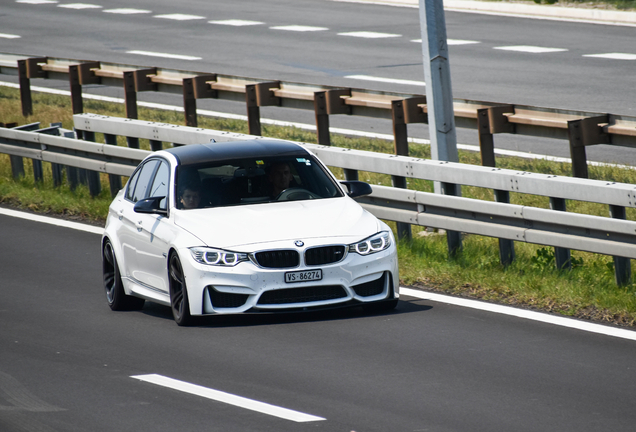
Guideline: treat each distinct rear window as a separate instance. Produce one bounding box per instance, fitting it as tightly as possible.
[175,155,343,209]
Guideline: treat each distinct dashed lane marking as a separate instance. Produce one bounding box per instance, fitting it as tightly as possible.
[494,45,568,53]
[0,33,21,39]
[103,8,151,14]
[270,25,329,32]
[411,38,480,45]
[208,19,264,26]
[153,13,205,21]
[131,374,326,422]
[345,74,425,86]
[15,0,58,3]
[337,31,401,38]
[57,3,101,9]
[125,50,202,61]
[583,52,636,60]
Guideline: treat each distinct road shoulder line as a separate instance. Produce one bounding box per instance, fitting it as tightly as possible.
[401,287,636,341]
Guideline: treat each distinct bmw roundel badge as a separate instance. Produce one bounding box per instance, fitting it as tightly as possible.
[294,240,304,247]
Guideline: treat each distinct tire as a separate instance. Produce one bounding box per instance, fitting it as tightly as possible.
[102,240,145,311]
[169,253,194,326]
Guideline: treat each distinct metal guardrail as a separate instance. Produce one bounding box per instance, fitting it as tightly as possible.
[2,114,635,286]
[2,53,636,179]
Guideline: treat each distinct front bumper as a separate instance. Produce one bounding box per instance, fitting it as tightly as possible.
[180,246,399,315]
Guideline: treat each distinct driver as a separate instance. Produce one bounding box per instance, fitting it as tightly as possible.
[179,183,201,209]
[267,162,293,198]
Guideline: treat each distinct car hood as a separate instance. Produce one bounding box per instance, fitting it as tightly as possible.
[173,197,380,250]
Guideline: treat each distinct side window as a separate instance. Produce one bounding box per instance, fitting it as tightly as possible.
[127,160,159,203]
[125,169,141,202]
[149,161,170,210]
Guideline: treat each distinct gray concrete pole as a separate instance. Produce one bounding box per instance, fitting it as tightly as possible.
[419,0,462,255]
[419,0,458,165]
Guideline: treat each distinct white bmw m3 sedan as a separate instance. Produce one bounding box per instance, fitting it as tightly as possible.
[102,139,399,325]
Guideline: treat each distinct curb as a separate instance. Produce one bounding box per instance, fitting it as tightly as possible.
[344,0,636,26]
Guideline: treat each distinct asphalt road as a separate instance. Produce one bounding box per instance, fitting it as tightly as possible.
[2,212,636,431]
[2,0,636,164]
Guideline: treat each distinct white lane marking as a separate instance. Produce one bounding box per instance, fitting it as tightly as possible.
[16,0,57,3]
[125,50,202,61]
[0,207,104,235]
[583,52,636,60]
[154,13,205,21]
[270,25,329,32]
[57,3,101,9]
[411,38,480,45]
[401,288,636,342]
[209,19,264,26]
[131,374,326,422]
[494,45,568,53]
[345,74,425,86]
[103,8,152,15]
[0,33,21,39]
[338,31,401,38]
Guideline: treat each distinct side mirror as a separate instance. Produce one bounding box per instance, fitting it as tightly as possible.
[340,181,373,198]
[134,196,167,216]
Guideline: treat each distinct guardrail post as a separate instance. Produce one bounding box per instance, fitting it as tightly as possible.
[392,97,426,241]
[123,68,157,148]
[183,75,218,127]
[393,97,427,242]
[32,124,63,184]
[609,205,632,286]
[17,60,32,117]
[69,65,83,116]
[8,122,40,179]
[567,116,609,179]
[104,133,123,197]
[80,130,102,197]
[549,197,571,270]
[123,71,140,149]
[67,166,79,191]
[312,89,352,146]
[391,100,412,241]
[478,107,516,266]
[442,182,463,256]
[149,140,163,151]
[245,81,280,136]
[69,62,101,120]
[313,91,330,145]
[344,169,358,181]
[245,85,261,136]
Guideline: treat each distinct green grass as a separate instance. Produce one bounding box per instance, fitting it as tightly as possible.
[2,86,636,327]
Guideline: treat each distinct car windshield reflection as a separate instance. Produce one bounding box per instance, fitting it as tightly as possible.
[176,155,344,209]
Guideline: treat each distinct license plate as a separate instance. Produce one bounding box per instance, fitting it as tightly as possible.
[284,269,322,283]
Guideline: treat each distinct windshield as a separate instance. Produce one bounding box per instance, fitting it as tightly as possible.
[175,155,343,209]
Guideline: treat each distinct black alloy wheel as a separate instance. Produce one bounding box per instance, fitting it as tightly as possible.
[102,240,144,311]
[169,253,193,326]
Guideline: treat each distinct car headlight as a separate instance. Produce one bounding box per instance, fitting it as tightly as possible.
[189,247,248,266]
[349,231,392,256]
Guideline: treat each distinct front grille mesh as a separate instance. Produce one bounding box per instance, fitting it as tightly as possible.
[208,288,249,308]
[253,250,299,268]
[352,273,386,297]
[305,245,346,266]
[258,285,347,305]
